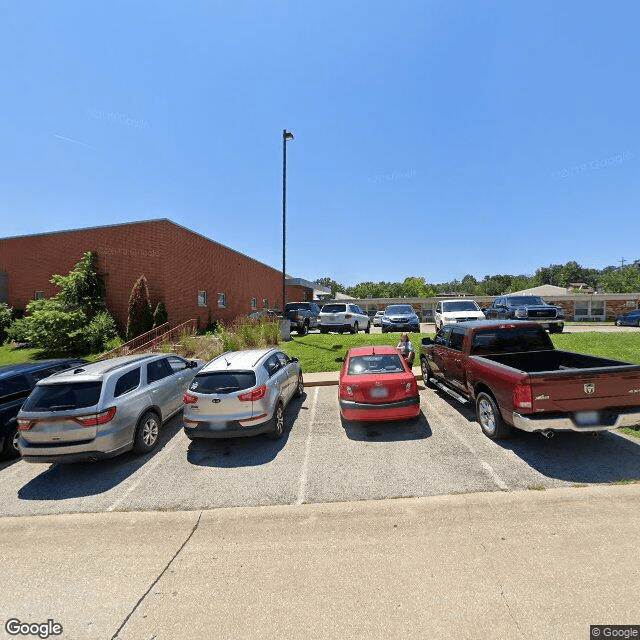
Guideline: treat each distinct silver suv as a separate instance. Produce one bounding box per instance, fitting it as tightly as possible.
[183,348,303,440]
[17,354,202,463]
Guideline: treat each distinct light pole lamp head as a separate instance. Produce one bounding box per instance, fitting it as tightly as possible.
[283,130,294,142]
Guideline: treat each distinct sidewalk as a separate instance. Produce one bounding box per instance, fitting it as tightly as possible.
[1,484,639,639]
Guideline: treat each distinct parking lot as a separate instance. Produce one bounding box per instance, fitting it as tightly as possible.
[2,382,639,518]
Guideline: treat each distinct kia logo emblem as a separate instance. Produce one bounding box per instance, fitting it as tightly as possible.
[212,398,221,403]
[584,383,595,395]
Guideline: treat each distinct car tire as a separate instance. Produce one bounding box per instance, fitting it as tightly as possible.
[320,327,328,334]
[267,401,284,439]
[294,372,304,398]
[297,323,308,336]
[3,422,20,458]
[420,358,433,386]
[636,319,640,328]
[616,319,622,327]
[133,411,161,454]
[365,322,371,334]
[476,392,510,440]
[350,323,357,334]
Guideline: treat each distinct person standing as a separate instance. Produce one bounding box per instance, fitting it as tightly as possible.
[397,333,415,367]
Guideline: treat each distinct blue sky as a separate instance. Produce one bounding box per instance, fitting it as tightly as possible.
[1,1,638,286]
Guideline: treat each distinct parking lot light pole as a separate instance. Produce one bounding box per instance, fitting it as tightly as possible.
[282,129,294,311]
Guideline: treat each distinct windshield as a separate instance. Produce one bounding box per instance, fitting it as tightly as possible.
[385,305,415,315]
[190,371,256,394]
[470,327,553,355]
[321,304,346,313]
[348,354,404,375]
[22,382,103,412]
[505,297,545,307]
[443,301,480,312]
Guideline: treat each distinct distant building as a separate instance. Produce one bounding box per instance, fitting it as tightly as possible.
[0,219,328,331]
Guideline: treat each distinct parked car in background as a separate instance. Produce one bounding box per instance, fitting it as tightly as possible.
[373,310,385,327]
[380,304,420,333]
[483,295,565,333]
[434,299,485,331]
[183,348,303,440]
[319,303,371,334]
[339,346,420,422]
[0,358,86,458]
[17,354,202,463]
[284,302,321,335]
[616,309,640,327]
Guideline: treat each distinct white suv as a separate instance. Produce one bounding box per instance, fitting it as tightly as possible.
[434,299,485,331]
[319,303,371,334]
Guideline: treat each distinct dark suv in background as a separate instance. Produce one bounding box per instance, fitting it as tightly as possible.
[284,302,321,335]
[0,359,86,457]
[484,295,565,333]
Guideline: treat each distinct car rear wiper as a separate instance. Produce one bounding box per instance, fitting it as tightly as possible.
[49,404,77,411]
[213,386,240,393]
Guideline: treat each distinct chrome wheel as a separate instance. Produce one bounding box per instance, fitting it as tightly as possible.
[294,373,304,397]
[477,396,496,436]
[141,416,159,446]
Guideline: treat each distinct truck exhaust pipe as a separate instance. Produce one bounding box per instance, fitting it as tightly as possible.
[540,430,554,439]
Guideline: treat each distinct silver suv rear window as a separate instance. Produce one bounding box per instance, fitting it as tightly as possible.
[190,371,256,394]
[321,304,346,313]
[22,382,103,412]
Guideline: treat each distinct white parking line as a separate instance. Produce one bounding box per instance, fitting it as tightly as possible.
[295,386,319,505]
[427,399,510,491]
[107,432,184,512]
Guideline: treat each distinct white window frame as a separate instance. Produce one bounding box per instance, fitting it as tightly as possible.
[34,290,45,300]
[251,298,257,310]
[197,291,207,307]
[218,293,226,309]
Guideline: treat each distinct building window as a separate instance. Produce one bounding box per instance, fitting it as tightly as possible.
[218,293,226,309]
[197,291,207,307]
[263,298,269,309]
[34,290,45,300]
[251,298,257,310]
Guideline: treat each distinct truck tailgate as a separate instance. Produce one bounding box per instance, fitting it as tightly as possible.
[529,368,640,414]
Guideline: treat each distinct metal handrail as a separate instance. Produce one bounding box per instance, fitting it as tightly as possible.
[126,319,197,356]
[99,320,196,360]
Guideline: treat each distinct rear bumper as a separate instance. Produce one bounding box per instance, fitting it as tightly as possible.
[183,417,273,438]
[339,396,420,422]
[512,408,640,433]
[19,440,132,463]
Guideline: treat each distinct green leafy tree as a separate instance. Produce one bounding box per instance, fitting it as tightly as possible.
[0,303,13,345]
[314,277,346,296]
[126,275,154,340]
[153,301,168,328]
[6,252,117,355]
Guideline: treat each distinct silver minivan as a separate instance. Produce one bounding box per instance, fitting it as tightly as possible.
[17,354,202,463]
[183,348,303,440]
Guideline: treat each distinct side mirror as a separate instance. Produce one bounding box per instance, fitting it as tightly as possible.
[289,356,299,363]
[189,360,199,368]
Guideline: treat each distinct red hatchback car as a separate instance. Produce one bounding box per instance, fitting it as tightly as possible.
[338,346,420,422]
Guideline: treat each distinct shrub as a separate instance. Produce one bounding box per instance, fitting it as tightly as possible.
[126,275,154,340]
[153,302,168,328]
[84,311,119,353]
[0,303,13,345]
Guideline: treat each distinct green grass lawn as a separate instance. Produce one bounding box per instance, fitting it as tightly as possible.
[279,330,640,373]
[0,343,40,366]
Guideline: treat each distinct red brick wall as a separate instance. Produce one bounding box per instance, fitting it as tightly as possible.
[0,220,286,333]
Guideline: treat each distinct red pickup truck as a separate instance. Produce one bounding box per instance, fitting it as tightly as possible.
[420,320,640,440]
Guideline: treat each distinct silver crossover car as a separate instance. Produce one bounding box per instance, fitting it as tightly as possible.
[17,354,202,463]
[182,348,303,440]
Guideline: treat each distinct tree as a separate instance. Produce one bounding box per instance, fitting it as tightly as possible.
[0,303,12,345]
[314,277,346,296]
[126,275,154,340]
[153,301,168,328]
[6,252,117,355]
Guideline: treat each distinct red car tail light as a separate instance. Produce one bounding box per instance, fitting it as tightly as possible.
[183,392,198,405]
[73,407,117,427]
[17,419,34,431]
[345,314,352,319]
[239,384,267,402]
[513,384,532,410]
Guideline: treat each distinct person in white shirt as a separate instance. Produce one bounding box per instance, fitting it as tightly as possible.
[396,333,415,367]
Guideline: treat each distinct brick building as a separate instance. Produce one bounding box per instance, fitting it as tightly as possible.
[0,219,322,331]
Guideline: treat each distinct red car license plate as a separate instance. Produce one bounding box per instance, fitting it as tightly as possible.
[370,386,388,399]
